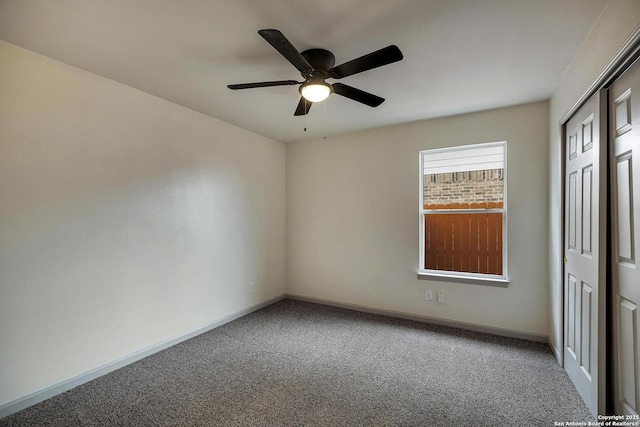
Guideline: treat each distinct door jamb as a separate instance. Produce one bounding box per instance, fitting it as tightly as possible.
[558,23,640,415]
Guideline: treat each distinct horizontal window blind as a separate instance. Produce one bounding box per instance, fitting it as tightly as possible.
[423,143,505,174]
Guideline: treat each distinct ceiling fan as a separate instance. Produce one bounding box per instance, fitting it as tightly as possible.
[228,29,403,116]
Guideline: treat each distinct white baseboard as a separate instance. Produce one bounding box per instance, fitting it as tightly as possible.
[286,293,549,343]
[549,339,563,366]
[0,294,286,420]
[2,292,551,419]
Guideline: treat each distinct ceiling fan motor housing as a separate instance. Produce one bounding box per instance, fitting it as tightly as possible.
[300,49,335,79]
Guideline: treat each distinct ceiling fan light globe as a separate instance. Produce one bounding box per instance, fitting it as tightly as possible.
[300,83,331,102]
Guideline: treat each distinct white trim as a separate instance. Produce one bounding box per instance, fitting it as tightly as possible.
[560,24,640,125]
[419,152,426,277]
[423,208,504,214]
[417,271,509,287]
[503,142,509,277]
[285,293,547,343]
[420,140,507,156]
[549,338,563,366]
[0,294,286,420]
[553,22,640,373]
[0,292,549,420]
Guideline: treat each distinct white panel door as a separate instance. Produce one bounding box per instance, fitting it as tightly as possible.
[610,59,640,416]
[564,90,606,417]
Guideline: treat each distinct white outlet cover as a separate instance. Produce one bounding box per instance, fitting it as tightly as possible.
[424,290,433,301]
[437,292,446,304]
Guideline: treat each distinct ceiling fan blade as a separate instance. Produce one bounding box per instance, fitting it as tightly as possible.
[228,80,300,90]
[258,29,313,74]
[294,97,312,116]
[329,45,403,79]
[332,83,384,107]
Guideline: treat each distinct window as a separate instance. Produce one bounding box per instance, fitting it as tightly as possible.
[419,142,507,283]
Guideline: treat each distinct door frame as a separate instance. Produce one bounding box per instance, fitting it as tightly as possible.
[559,26,640,415]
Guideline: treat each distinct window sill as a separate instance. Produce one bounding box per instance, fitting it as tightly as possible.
[417,271,509,287]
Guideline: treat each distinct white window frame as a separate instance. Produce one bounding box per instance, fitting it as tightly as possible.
[418,141,509,286]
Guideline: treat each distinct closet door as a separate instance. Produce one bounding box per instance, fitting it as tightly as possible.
[564,90,607,417]
[610,59,640,416]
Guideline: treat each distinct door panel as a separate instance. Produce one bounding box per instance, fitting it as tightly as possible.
[581,282,593,376]
[564,90,606,417]
[615,155,634,262]
[569,172,578,250]
[568,274,577,355]
[619,297,638,412]
[582,166,593,255]
[610,59,640,416]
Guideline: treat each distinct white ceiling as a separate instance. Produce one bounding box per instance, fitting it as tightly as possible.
[0,0,608,142]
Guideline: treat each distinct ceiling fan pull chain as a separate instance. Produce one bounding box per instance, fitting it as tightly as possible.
[323,98,327,140]
[304,98,308,132]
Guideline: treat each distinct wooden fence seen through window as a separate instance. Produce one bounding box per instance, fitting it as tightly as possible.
[423,202,503,276]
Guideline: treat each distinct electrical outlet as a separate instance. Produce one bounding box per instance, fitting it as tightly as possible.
[437,292,446,304]
[424,290,433,301]
[248,282,254,293]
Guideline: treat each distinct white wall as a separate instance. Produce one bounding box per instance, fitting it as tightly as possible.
[8,0,639,406]
[287,101,549,337]
[548,0,640,361]
[0,41,286,406]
